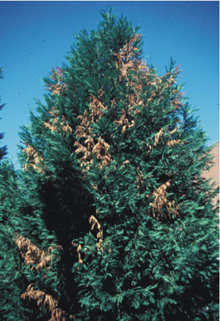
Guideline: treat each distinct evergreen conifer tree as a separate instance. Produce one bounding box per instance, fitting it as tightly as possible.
[0,72,70,320]
[1,10,218,321]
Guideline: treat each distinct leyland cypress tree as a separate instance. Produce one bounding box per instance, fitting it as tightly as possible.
[68,12,218,321]
[12,9,219,321]
[0,76,69,319]
[17,10,141,319]
[0,163,69,320]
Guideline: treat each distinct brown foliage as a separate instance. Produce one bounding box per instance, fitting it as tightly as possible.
[89,215,104,252]
[21,284,58,312]
[147,127,182,154]
[44,107,72,135]
[112,34,181,126]
[113,34,142,81]
[15,234,61,272]
[154,128,164,147]
[92,136,111,168]
[74,136,111,171]
[75,111,91,138]
[73,215,110,261]
[74,91,111,171]
[148,180,179,220]
[49,308,75,321]
[22,143,45,173]
[46,67,67,96]
[113,34,147,114]
[167,139,182,147]
[76,244,83,265]
[89,94,107,123]
[75,93,107,138]
[15,235,74,319]
[114,109,135,134]
[21,284,75,321]
[71,242,83,270]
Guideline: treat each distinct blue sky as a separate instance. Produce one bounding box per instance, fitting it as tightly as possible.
[0,1,219,168]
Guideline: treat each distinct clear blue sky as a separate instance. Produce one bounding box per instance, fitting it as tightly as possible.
[0,1,219,168]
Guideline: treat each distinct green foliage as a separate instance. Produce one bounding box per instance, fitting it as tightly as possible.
[1,10,219,321]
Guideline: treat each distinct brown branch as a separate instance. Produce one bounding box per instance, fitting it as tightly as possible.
[14,234,62,272]
[89,215,104,252]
